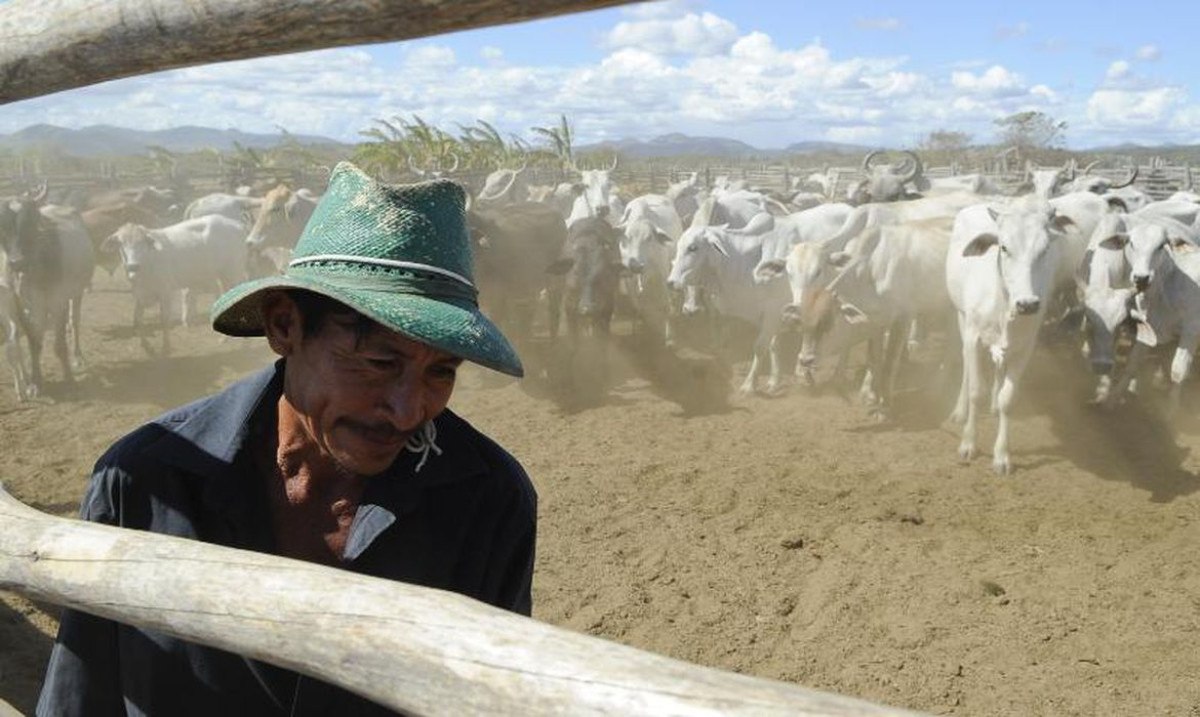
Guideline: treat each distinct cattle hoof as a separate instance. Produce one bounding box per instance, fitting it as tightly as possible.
[992,458,1012,476]
[957,444,975,462]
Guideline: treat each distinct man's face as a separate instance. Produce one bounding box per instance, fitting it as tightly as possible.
[266,295,462,477]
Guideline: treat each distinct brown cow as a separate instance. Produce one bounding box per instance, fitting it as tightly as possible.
[80,202,160,273]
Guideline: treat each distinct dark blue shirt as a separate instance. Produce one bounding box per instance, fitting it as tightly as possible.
[36,361,537,716]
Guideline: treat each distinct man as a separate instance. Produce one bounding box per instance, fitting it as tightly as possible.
[37,164,536,716]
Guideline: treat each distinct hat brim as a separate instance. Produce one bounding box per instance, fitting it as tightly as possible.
[210,275,524,378]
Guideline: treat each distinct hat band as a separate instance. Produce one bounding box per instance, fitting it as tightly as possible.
[290,254,476,290]
[287,261,478,305]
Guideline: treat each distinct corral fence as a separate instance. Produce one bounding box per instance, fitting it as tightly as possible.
[7,158,1193,208]
[0,0,925,715]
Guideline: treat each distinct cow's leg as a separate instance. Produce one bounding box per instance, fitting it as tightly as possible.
[1107,341,1150,409]
[948,313,970,425]
[69,292,85,371]
[160,294,172,356]
[52,307,73,387]
[181,288,193,327]
[958,330,983,462]
[764,334,784,396]
[876,319,908,417]
[992,344,1035,475]
[1166,333,1200,418]
[740,352,761,394]
[4,320,28,401]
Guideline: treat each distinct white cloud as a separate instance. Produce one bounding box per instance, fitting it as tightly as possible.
[1135,44,1161,61]
[1087,87,1186,127]
[855,17,903,32]
[3,7,1195,150]
[1106,61,1131,81]
[950,65,1025,96]
[605,11,738,56]
[403,44,456,69]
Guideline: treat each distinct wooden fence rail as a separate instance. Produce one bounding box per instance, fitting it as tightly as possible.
[0,485,923,716]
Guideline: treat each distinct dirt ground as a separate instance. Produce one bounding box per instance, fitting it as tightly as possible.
[3,270,1200,716]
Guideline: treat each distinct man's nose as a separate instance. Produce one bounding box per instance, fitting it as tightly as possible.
[382,375,426,431]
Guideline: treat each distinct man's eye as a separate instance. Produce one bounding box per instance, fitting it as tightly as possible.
[365,357,397,370]
[432,364,459,380]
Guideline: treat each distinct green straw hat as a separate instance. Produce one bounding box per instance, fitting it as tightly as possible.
[211,162,522,377]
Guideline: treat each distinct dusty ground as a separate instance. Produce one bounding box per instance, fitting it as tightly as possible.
[3,270,1200,716]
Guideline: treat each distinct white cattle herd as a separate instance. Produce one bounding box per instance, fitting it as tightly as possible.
[2,151,1199,473]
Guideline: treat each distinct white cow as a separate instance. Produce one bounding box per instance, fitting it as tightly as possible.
[184,192,262,223]
[666,200,790,394]
[1076,210,1198,403]
[475,164,530,208]
[946,198,1074,474]
[616,196,683,343]
[1105,220,1200,414]
[666,172,703,225]
[580,169,625,227]
[529,182,583,220]
[784,215,956,415]
[103,216,248,354]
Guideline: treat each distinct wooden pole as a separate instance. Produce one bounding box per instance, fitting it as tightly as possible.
[0,485,925,716]
[0,0,637,105]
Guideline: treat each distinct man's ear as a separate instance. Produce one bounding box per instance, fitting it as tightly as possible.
[261,291,303,356]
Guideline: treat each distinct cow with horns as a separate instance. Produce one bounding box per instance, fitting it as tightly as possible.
[846,150,928,205]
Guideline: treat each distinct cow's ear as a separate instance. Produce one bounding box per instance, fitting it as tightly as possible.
[986,207,1001,223]
[839,302,869,325]
[827,251,852,267]
[755,259,786,281]
[546,257,574,275]
[654,231,673,244]
[1169,238,1195,253]
[1106,196,1128,212]
[962,233,999,257]
[1051,214,1076,233]
[100,235,120,254]
[149,234,166,251]
[1098,234,1129,251]
[707,236,729,257]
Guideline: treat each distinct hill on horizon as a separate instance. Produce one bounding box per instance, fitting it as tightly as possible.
[0,124,345,157]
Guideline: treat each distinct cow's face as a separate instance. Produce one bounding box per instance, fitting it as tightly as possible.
[4,196,47,278]
[246,186,292,248]
[103,224,161,284]
[1125,224,1175,291]
[666,226,723,291]
[559,219,622,320]
[618,218,671,275]
[962,204,1071,317]
[1030,168,1069,199]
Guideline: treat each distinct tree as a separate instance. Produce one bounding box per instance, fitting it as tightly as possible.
[920,129,971,153]
[531,114,575,171]
[994,111,1067,156]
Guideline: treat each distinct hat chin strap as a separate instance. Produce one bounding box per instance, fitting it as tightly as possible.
[290,254,476,290]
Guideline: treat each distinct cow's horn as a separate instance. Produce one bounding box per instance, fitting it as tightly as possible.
[1082,160,1100,175]
[28,182,48,203]
[1111,166,1139,189]
[407,154,425,177]
[861,150,882,171]
[896,150,922,183]
[447,151,460,173]
[607,154,618,172]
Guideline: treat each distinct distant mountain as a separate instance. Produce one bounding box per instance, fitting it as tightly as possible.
[577,133,873,158]
[0,124,346,157]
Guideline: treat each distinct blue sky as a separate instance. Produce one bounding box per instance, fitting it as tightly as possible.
[1,0,1195,149]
